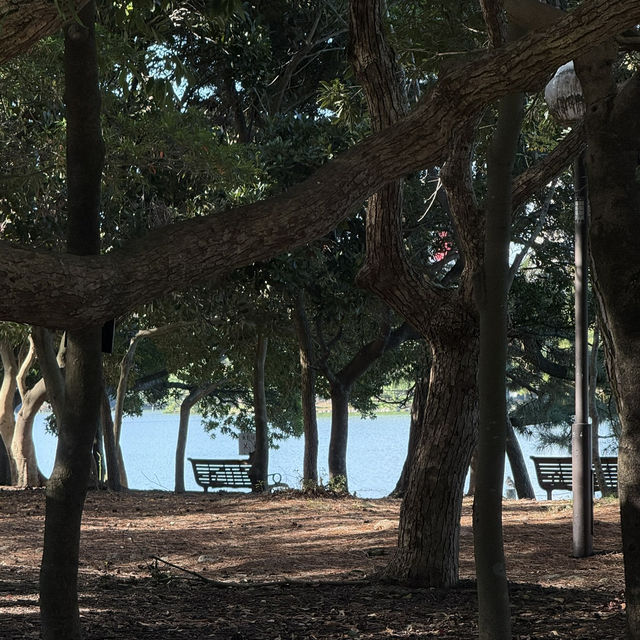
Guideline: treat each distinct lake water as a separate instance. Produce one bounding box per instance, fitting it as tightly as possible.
[31,411,587,499]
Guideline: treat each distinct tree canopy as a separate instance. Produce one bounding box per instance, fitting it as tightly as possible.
[0,0,638,329]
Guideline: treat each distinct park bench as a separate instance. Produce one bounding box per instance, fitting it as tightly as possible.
[531,456,618,500]
[188,458,288,493]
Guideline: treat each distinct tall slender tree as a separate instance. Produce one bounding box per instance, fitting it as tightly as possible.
[38,4,104,638]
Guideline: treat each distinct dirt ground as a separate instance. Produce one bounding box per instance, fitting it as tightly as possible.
[0,488,626,639]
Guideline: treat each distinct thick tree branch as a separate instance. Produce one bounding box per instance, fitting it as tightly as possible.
[0,0,89,65]
[16,337,35,401]
[0,0,638,328]
[512,126,585,210]
[350,0,459,331]
[480,0,507,47]
[336,320,417,388]
[504,0,563,31]
[440,117,483,279]
[31,327,66,420]
[516,335,570,379]
[113,323,190,443]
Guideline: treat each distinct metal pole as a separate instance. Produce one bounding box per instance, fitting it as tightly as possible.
[572,151,593,558]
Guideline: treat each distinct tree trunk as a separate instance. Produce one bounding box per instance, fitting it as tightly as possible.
[175,396,194,494]
[574,45,640,637]
[382,337,479,586]
[89,421,104,488]
[175,383,217,493]
[40,328,102,640]
[113,339,138,489]
[349,0,481,589]
[11,378,46,488]
[389,373,428,499]
[466,449,479,498]
[249,334,269,492]
[0,341,18,483]
[0,434,11,485]
[113,325,180,488]
[292,291,318,487]
[505,417,535,500]
[328,383,350,492]
[100,391,121,492]
[473,88,524,640]
[322,319,415,493]
[589,325,610,496]
[39,5,104,638]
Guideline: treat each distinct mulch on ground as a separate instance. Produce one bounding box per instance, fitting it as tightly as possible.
[0,488,626,638]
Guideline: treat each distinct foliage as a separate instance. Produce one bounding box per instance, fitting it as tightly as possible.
[1,0,620,460]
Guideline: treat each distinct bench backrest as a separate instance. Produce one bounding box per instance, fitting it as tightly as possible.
[597,457,618,489]
[189,458,252,488]
[531,456,618,491]
[531,457,573,490]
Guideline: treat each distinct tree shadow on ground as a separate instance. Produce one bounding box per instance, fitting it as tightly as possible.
[0,573,625,639]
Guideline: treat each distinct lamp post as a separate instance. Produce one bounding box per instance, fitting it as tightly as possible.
[544,62,593,558]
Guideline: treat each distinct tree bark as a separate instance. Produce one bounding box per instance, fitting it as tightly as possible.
[174,383,217,493]
[249,334,269,492]
[39,5,104,638]
[381,335,479,586]
[473,88,524,640]
[389,373,429,499]
[0,0,89,66]
[466,449,479,498]
[113,324,185,488]
[0,0,639,330]
[292,291,319,487]
[350,0,481,588]
[40,328,102,640]
[31,328,66,422]
[505,417,536,500]
[574,45,640,637]
[0,434,11,485]
[328,382,349,491]
[11,377,46,487]
[100,391,121,492]
[588,324,610,497]
[0,340,18,483]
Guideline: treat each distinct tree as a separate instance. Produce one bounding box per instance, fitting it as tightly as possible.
[249,332,270,491]
[174,381,218,493]
[38,5,104,639]
[292,290,319,486]
[348,0,483,588]
[0,331,25,484]
[574,39,640,640]
[296,224,418,491]
[0,0,637,329]
[349,0,586,596]
[472,15,524,637]
[2,2,640,638]
[11,336,46,487]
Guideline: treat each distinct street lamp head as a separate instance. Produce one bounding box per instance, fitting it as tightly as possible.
[544,61,585,123]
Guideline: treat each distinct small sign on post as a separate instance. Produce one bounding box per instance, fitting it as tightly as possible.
[238,431,256,456]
